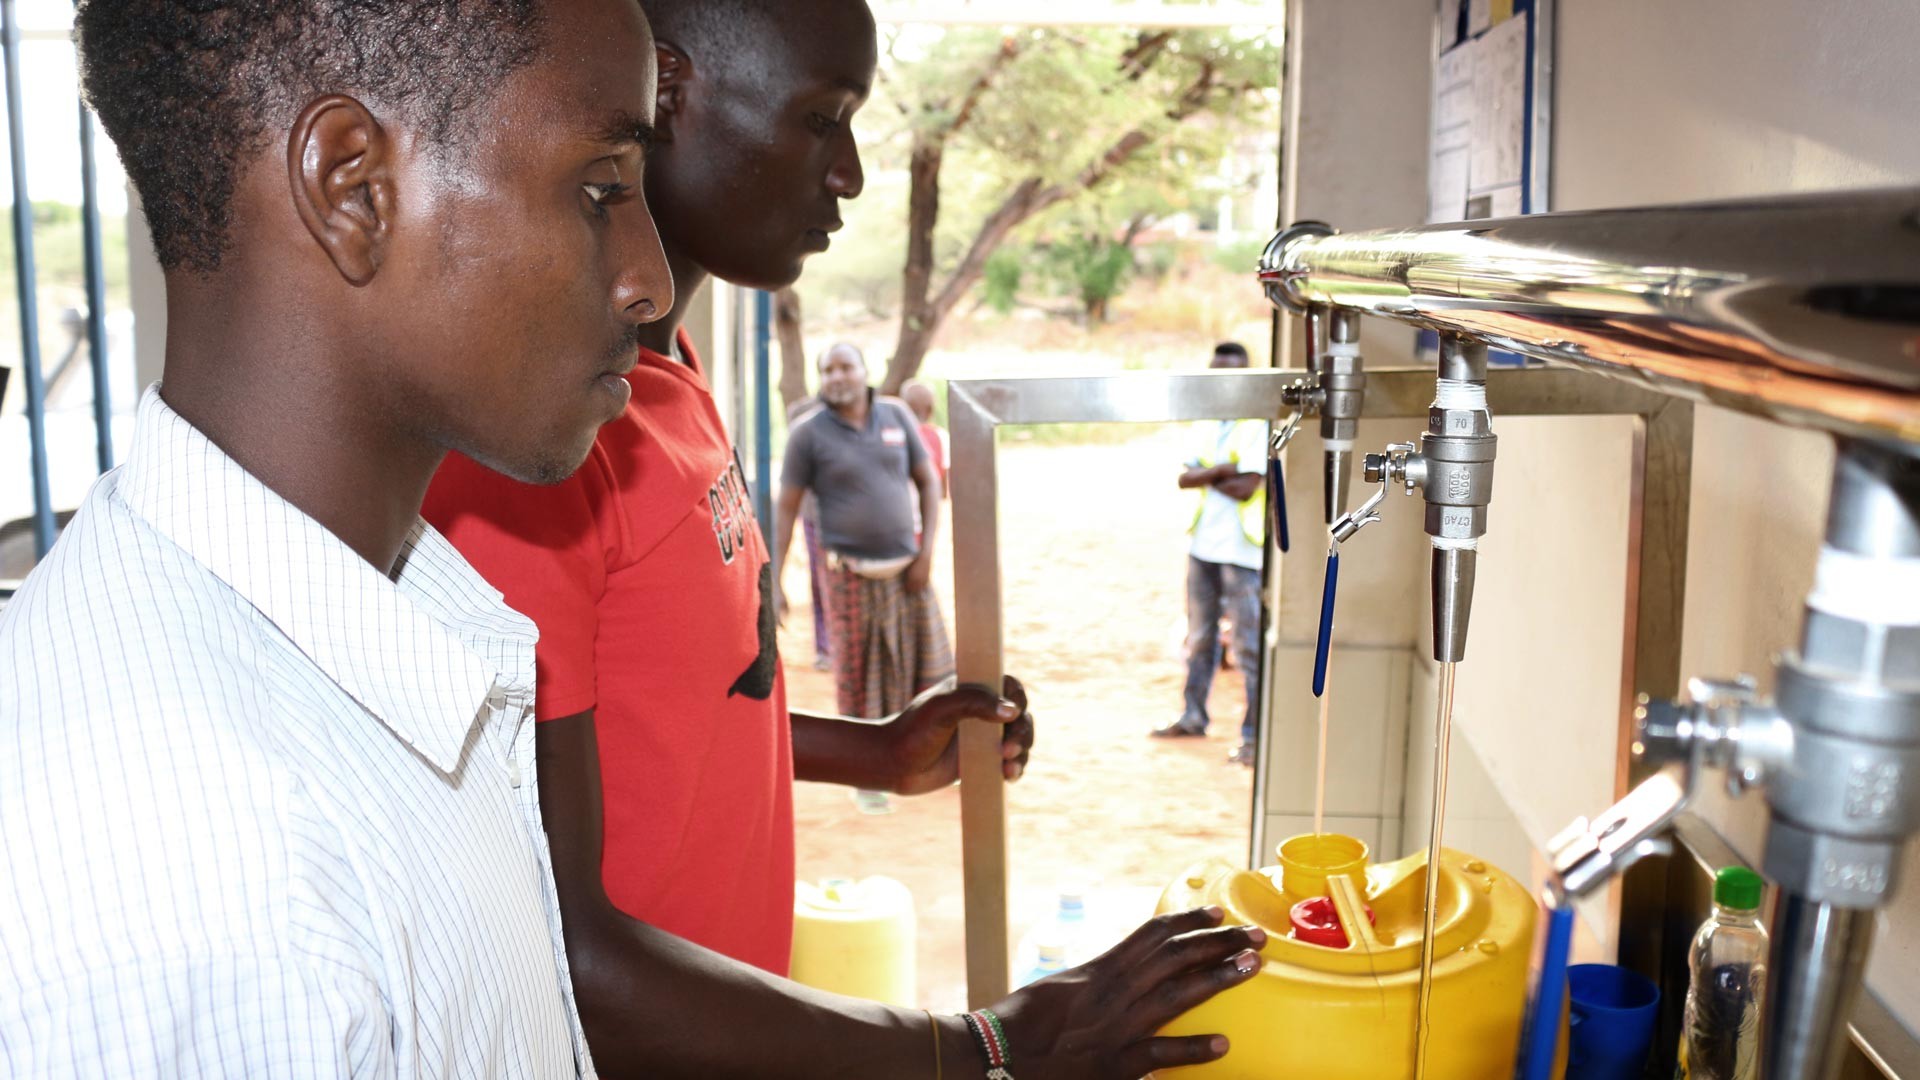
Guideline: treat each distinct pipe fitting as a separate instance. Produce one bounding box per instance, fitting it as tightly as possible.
[1257,221,1335,314]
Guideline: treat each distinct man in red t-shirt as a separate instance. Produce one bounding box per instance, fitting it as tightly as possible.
[902,379,950,499]
[426,0,1041,997]
[424,1,1264,1074]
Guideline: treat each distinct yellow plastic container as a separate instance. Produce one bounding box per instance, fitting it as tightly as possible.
[790,876,917,1007]
[1151,834,1564,1080]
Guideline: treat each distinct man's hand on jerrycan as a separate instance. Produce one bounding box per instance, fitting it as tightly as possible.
[986,906,1265,1078]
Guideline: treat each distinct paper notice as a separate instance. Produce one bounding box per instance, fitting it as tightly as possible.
[1467,13,1527,195]
[1429,42,1474,222]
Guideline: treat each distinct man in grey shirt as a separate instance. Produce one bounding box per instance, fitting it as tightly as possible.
[775,343,951,722]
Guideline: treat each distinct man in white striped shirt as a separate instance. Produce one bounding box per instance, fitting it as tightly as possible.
[6,0,1271,1076]
[1,0,674,1074]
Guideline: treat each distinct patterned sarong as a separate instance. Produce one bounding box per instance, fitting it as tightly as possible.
[823,561,955,719]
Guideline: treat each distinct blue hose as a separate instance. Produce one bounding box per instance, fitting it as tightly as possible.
[1312,549,1338,697]
[1518,904,1575,1080]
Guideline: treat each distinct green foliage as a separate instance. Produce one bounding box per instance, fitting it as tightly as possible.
[0,207,132,365]
[981,248,1023,315]
[1043,233,1135,319]
[1209,237,1268,274]
[31,202,81,229]
[799,21,1280,325]
[1137,241,1179,281]
[792,172,908,321]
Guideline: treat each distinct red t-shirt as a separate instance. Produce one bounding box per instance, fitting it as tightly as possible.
[918,421,949,492]
[423,329,795,974]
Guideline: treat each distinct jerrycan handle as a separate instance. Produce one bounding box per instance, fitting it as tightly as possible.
[1313,548,1338,697]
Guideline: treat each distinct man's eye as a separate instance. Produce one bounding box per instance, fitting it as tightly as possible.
[807,113,842,137]
[585,182,633,205]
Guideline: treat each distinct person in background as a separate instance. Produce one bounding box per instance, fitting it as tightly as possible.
[775,344,952,731]
[1153,341,1268,767]
[902,378,950,499]
[426,0,1265,1074]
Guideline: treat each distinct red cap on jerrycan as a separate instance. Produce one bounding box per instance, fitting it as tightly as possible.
[1289,896,1375,949]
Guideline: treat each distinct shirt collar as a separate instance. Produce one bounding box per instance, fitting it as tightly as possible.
[824,388,877,432]
[117,386,535,774]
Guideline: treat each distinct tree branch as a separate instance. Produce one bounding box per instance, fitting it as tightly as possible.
[1117,30,1174,80]
[1120,211,1157,247]
[924,60,1222,323]
[773,287,809,416]
[932,35,1019,139]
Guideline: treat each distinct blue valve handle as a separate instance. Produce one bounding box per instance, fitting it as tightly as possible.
[1312,548,1338,697]
[1517,904,1575,1080]
[1269,454,1290,553]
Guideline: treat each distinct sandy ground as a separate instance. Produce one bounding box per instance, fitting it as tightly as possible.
[780,425,1255,1010]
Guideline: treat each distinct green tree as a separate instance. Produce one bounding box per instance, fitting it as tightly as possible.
[860,24,1278,392]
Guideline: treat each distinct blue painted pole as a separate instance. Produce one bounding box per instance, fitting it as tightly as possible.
[752,290,773,541]
[3,0,55,558]
[78,97,113,472]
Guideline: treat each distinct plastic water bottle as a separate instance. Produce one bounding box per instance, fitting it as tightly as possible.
[1015,890,1089,987]
[1676,867,1767,1080]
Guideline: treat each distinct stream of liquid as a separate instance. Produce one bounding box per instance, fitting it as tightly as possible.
[1313,688,1332,836]
[1413,660,1458,1079]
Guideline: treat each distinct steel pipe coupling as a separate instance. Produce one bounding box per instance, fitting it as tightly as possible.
[1321,310,1365,524]
[1257,220,1334,314]
[1764,442,1920,908]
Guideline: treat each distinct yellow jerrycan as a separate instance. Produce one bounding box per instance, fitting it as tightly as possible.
[790,876,917,1007]
[1150,833,1563,1080]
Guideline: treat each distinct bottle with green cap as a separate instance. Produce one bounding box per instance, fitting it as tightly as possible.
[1676,866,1768,1079]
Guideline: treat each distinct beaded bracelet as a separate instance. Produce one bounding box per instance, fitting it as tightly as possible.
[962,1009,1016,1080]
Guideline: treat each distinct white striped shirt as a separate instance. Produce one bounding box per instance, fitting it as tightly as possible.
[0,388,593,1078]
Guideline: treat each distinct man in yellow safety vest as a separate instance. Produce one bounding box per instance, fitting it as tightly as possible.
[1152,342,1267,767]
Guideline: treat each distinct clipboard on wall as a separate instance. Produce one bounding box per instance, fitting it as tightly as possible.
[1423,0,1554,363]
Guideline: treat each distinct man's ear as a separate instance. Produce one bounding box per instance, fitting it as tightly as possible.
[286,95,395,287]
[654,41,691,143]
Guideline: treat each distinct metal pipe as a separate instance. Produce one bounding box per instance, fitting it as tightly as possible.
[3,0,54,558]
[1258,187,1920,443]
[78,98,113,473]
[1765,898,1877,1080]
[1302,302,1326,377]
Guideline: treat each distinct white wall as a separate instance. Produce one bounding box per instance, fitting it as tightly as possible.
[1272,0,1920,1040]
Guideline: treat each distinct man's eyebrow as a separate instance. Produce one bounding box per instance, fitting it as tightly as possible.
[594,111,656,149]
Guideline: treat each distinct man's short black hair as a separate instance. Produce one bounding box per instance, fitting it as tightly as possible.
[76,0,549,274]
[1214,342,1250,360]
[642,0,782,62]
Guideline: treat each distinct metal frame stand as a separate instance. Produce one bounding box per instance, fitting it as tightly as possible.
[947,364,1693,1011]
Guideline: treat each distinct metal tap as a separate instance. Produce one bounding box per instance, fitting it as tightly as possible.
[1262,222,1366,526]
[1544,440,1920,1080]
[1336,335,1497,663]
[1280,308,1367,525]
